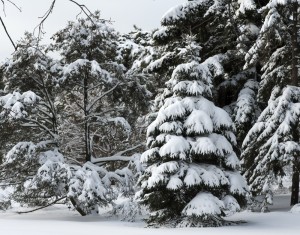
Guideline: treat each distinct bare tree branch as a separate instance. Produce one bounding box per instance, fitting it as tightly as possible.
[7,0,21,12]
[87,82,121,112]
[1,0,111,51]
[17,196,67,214]
[68,0,95,23]
[0,15,16,50]
[34,0,56,39]
[1,0,6,16]
[92,144,144,164]
[0,0,21,50]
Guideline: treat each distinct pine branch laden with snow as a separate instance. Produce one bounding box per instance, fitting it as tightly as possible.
[138,51,247,227]
[148,0,240,74]
[0,138,143,214]
[243,0,298,104]
[0,32,62,152]
[0,91,40,119]
[0,142,68,206]
[66,152,145,216]
[237,0,257,15]
[117,27,154,72]
[242,86,300,196]
[233,79,260,145]
[160,0,227,29]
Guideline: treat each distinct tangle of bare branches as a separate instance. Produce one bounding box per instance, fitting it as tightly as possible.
[1,0,106,52]
[0,0,21,51]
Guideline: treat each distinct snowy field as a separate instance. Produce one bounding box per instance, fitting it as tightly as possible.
[0,195,300,235]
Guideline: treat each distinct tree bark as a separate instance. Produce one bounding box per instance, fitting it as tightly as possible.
[69,197,87,216]
[291,3,298,87]
[290,3,299,206]
[291,164,299,206]
[84,72,91,162]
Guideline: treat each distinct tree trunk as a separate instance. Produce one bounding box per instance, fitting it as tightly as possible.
[291,164,299,206]
[291,3,298,87]
[290,3,299,207]
[84,72,91,162]
[69,197,87,216]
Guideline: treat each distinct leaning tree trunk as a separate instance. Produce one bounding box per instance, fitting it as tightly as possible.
[290,3,299,206]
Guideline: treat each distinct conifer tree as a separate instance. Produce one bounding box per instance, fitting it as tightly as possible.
[225,0,263,147]
[242,86,300,205]
[137,1,248,227]
[242,0,300,205]
[138,36,247,227]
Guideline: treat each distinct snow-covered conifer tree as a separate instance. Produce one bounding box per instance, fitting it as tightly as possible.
[244,0,299,104]
[218,0,263,147]
[242,0,300,205]
[138,38,248,227]
[51,12,126,163]
[137,1,248,227]
[242,86,300,205]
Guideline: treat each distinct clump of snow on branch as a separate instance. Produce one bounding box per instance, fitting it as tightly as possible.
[0,91,40,119]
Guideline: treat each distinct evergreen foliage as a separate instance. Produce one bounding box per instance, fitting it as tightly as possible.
[0,14,148,216]
[136,1,249,226]
[242,0,300,206]
[242,86,300,198]
[0,0,300,228]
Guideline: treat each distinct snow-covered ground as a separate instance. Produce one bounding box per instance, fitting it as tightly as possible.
[0,195,299,235]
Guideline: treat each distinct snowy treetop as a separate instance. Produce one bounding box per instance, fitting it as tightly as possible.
[62,59,114,84]
[52,12,118,61]
[161,0,226,26]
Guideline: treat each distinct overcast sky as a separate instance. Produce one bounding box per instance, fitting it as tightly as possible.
[0,0,184,60]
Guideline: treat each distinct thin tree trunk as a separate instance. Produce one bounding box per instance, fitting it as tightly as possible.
[84,72,91,162]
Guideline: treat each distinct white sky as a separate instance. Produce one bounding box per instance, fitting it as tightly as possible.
[0,0,184,60]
